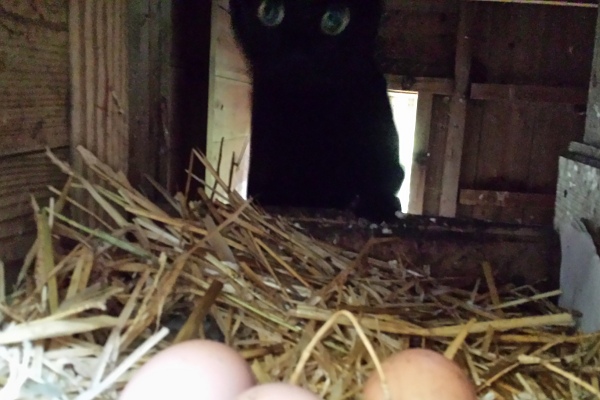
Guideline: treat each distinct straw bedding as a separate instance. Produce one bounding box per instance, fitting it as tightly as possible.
[0,146,598,400]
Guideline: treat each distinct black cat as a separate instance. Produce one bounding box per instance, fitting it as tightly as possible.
[229,0,405,222]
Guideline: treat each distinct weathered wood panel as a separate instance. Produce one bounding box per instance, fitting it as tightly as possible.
[451,3,595,225]
[423,95,451,216]
[378,6,459,78]
[69,0,129,224]
[0,1,70,156]
[206,0,252,200]
[0,148,69,264]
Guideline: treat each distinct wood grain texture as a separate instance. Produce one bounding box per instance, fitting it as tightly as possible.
[378,7,459,78]
[409,93,434,214]
[0,1,70,156]
[471,83,588,104]
[206,0,251,200]
[439,0,474,217]
[69,0,129,224]
[0,148,69,263]
[454,2,593,225]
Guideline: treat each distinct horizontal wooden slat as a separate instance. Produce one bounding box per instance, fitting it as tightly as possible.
[0,148,68,262]
[459,189,556,209]
[0,1,70,157]
[386,74,455,95]
[386,0,459,12]
[470,83,588,104]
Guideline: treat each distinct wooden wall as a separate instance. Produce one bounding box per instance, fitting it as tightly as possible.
[68,0,129,225]
[206,0,252,200]
[0,1,70,268]
[382,1,597,226]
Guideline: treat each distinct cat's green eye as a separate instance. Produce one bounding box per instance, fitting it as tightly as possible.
[257,0,285,27]
[321,5,350,36]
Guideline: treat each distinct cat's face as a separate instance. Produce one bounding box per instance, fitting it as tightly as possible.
[229,0,383,84]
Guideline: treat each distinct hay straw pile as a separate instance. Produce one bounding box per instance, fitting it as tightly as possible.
[0,146,599,400]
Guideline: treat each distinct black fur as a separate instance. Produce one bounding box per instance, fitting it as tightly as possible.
[229,0,405,222]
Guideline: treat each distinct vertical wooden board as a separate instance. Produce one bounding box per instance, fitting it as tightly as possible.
[70,0,129,225]
[207,137,250,197]
[0,1,70,155]
[539,6,596,87]
[439,0,473,217]
[206,0,252,201]
[214,0,250,82]
[423,96,450,216]
[377,9,459,78]
[457,100,484,218]
[526,103,585,224]
[127,0,152,191]
[474,101,535,224]
[408,93,433,215]
[510,5,545,85]
[212,78,252,142]
[471,101,510,222]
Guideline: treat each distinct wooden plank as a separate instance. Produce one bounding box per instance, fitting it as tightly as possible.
[408,93,434,214]
[70,0,129,225]
[467,0,597,8]
[526,102,585,224]
[584,5,600,147]
[206,0,252,201]
[386,75,455,95]
[386,0,459,12]
[0,1,70,156]
[378,9,459,78]
[471,83,588,104]
[456,100,484,219]
[423,96,451,216]
[439,0,474,217]
[459,189,556,208]
[0,148,69,263]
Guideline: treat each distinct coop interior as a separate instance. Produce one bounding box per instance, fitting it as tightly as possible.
[1,0,600,399]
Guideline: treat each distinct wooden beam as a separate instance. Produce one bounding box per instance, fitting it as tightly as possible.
[408,93,434,215]
[385,0,459,13]
[471,83,588,104]
[459,190,556,209]
[386,74,455,95]
[467,0,597,7]
[439,0,473,217]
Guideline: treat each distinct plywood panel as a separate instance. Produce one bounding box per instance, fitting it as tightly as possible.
[0,148,69,263]
[0,1,70,156]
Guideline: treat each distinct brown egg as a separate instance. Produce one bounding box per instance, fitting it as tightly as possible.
[119,339,256,400]
[235,382,322,400]
[363,348,478,400]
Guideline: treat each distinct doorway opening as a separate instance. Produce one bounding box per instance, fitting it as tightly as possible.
[388,91,419,212]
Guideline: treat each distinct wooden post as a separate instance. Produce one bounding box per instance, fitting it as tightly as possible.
[69,0,129,224]
[409,93,434,215]
[439,0,473,217]
[584,7,600,148]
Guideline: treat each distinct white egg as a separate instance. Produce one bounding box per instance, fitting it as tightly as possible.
[120,339,256,400]
[236,382,322,400]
